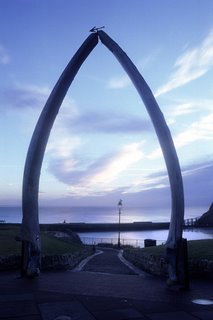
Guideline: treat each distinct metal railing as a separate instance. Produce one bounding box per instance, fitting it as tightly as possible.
[80,236,165,248]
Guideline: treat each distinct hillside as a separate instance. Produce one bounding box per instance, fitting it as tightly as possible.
[196,203,213,227]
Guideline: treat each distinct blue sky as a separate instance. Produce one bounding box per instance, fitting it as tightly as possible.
[0,0,213,217]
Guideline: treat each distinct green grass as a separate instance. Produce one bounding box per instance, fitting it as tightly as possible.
[132,239,213,260]
[137,244,165,257]
[0,225,21,255]
[187,239,213,260]
[40,233,83,255]
[1,225,213,260]
[0,224,83,256]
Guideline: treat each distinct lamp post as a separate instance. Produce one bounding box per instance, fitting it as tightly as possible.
[117,199,122,248]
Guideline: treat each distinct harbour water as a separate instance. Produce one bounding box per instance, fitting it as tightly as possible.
[78,228,213,247]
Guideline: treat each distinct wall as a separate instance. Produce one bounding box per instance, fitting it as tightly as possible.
[41,246,93,270]
[0,246,93,271]
[123,248,213,277]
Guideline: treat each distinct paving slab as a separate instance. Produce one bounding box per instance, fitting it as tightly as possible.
[0,293,34,302]
[93,307,144,320]
[4,316,42,320]
[0,300,39,319]
[192,310,213,320]
[38,301,95,320]
[146,311,200,320]
[76,294,132,312]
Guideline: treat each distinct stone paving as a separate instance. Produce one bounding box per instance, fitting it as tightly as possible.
[0,247,212,319]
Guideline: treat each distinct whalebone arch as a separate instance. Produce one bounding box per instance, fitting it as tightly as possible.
[21,31,184,277]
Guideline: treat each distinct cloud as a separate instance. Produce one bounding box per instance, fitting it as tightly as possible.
[182,161,213,207]
[86,142,144,185]
[0,44,10,64]
[47,151,213,211]
[64,111,152,134]
[48,141,145,196]
[108,75,131,89]
[174,111,213,148]
[164,98,213,124]
[1,83,151,135]
[123,172,169,194]
[0,82,79,124]
[168,102,200,118]
[146,107,213,159]
[1,84,50,110]
[107,52,158,90]
[47,135,82,160]
[118,160,213,209]
[155,29,213,96]
[46,125,83,182]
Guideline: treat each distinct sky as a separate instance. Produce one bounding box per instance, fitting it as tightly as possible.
[0,0,213,219]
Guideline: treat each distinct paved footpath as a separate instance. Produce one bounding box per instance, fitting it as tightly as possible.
[81,247,138,274]
[0,247,213,320]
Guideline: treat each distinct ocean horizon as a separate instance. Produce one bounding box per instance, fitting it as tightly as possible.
[0,205,208,224]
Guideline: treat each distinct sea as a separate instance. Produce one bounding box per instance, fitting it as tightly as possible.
[1,205,213,246]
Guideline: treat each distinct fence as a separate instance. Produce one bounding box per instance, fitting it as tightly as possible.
[80,236,165,248]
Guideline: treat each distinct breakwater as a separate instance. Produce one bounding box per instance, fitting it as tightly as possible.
[4,222,210,234]
[39,221,170,232]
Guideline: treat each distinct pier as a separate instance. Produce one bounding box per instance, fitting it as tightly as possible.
[184,217,200,227]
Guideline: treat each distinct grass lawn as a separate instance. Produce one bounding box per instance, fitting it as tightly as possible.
[133,239,213,260]
[0,225,21,255]
[0,224,83,256]
[1,224,213,260]
[187,239,213,260]
[41,233,83,255]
